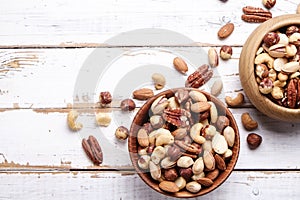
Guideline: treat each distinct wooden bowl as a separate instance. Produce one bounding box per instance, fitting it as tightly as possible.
[128,88,240,198]
[239,14,300,122]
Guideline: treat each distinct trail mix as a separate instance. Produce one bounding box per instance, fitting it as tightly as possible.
[135,88,237,194]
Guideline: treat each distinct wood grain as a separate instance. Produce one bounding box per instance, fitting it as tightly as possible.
[239,15,300,122]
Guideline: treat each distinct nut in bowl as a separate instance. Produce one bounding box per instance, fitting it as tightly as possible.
[128,88,240,198]
[239,14,300,123]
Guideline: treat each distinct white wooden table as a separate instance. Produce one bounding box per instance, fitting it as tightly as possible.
[1,0,300,199]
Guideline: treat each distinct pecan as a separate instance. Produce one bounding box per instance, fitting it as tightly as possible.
[82,135,103,165]
[287,79,297,108]
[297,79,300,107]
[162,108,191,127]
[174,140,201,155]
[185,64,213,88]
[242,6,272,23]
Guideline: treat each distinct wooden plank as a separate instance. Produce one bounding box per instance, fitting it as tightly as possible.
[0,48,245,108]
[0,108,300,169]
[0,171,299,199]
[0,0,297,46]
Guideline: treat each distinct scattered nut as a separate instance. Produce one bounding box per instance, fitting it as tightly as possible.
[225,93,244,107]
[208,48,219,67]
[82,135,103,165]
[95,112,111,127]
[173,57,188,74]
[218,23,234,39]
[211,79,223,97]
[220,45,233,60]
[262,0,276,9]
[99,91,112,107]
[120,98,136,111]
[241,112,258,131]
[133,88,154,100]
[152,73,166,90]
[247,133,262,149]
[67,110,83,131]
[115,126,129,140]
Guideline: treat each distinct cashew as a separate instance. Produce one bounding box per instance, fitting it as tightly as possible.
[190,123,206,144]
[148,128,171,144]
[155,134,174,146]
[271,86,284,100]
[225,93,244,107]
[67,110,83,131]
[254,53,274,68]
[241,112,258,131]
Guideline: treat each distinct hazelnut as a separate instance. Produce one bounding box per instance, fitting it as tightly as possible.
[179,167,193,181]
[220,45,233,60]
[263,32,279,47]
[99,91,112,107]
[115,126,129,140]
[262,0,276,9]
[164,168,178,181]
[247,133,262,149]
[120,98,136,111]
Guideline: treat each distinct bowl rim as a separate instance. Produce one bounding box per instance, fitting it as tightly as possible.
[128,87,240,198]
[239,14,300,122]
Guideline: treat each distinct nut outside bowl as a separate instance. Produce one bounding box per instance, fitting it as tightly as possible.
[128,88,240,198]
[239,14,300,123]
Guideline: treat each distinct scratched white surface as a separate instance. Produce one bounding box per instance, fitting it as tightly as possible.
[0,0,299,199]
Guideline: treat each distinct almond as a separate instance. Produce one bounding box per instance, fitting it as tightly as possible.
[218,23,234,39]
[197,177,214,187]
[214,154,226,171]
[206,168,219,181]
[191,102,211,113]
[173,57,188,74]
[137,128,149,147]
[159,181,180,193]
[133,88,154,100]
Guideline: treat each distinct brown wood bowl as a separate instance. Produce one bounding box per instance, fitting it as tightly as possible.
[239,14,300,122]
[128,88,240,198]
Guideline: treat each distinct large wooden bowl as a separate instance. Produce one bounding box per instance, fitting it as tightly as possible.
[239,14,300,122]
[128,88,240,198]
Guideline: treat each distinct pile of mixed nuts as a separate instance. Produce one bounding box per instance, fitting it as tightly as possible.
[135,88,237,194]
[255,25,300,108]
